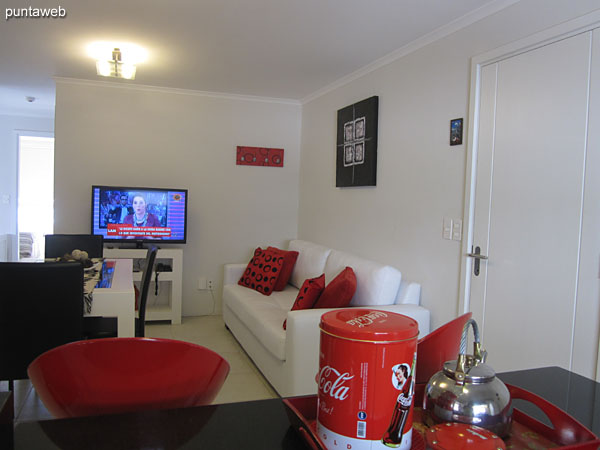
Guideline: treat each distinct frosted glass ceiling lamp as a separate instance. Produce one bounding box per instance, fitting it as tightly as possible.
[96,48,137,80]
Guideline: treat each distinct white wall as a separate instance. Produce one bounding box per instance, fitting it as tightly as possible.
[0,114,54,260]
[44,0,600,326]
[54,80,301,315]
[298,0,600,331]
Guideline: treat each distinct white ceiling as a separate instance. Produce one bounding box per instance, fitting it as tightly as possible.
[0,0,515,117]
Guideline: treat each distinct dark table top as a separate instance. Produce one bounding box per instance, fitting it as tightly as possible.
[498,366,600,436]
[10,366,600,449]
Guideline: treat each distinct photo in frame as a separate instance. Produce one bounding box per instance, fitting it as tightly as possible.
[336,96,378,187]
[450,118,463,146]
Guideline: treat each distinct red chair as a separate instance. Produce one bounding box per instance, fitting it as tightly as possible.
[27,337,230,418]
[416,312,472,384]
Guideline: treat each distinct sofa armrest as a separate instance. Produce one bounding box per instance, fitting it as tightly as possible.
[284,308,332,393]
[223,263,246,285]
[395,281,421,305]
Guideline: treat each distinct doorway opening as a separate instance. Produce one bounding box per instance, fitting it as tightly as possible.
[18,134,54,260]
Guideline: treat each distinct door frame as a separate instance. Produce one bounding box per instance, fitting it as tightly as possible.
[458,10,600,316]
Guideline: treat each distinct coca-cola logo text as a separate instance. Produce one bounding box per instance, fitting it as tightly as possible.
[318,366,353,400]
[346,311,388,328]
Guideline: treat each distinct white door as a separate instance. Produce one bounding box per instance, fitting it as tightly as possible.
[17,134,55,260]
[465,30,599,375]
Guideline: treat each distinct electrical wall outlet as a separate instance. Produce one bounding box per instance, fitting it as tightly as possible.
[207,279,214,290]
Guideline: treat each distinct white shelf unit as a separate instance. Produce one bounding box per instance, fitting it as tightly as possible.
[103,247,182,324]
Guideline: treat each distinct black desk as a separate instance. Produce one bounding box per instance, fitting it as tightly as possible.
[11,367,600,449]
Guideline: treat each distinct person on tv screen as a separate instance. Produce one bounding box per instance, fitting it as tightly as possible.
[110,194,134,224]
[100,194,111,227]
[124,194,162,228]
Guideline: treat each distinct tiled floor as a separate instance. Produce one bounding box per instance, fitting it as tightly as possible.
[147,315,279,405]
[1,315,278,423]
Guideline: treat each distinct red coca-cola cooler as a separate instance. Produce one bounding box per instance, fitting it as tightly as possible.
[317,309,419,449]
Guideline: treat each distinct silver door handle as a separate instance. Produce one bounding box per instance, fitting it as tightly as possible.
[469,246,487,277]
[466,253,488,260]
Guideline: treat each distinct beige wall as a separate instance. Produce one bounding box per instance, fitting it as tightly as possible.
[298,0,600,331]
[54,80,301,315]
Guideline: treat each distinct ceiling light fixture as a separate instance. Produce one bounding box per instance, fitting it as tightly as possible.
[87,42,147,80]
[96,48,136,80]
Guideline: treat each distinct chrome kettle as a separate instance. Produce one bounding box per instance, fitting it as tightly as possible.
[423,319,512,438]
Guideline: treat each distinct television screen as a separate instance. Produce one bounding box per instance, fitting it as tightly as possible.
[91,186,187,245]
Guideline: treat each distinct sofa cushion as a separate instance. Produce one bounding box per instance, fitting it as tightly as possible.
[267,247,299,291]
[288,240,331,289]
[324,250,402,306]
[314,267,356,309]
[238,247,284,296]
[224,284,296,361]
[284,274,325,330]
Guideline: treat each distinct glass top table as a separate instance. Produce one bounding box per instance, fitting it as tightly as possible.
[10,366,600,449]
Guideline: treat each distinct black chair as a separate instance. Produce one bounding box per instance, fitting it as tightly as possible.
[0,262,84,389]
[136,246,158,337]
[45,234,104,259]
[84,246,158,339]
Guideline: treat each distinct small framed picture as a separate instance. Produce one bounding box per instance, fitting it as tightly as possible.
[344,122,354,143]
[450,118,463,146]
[354,141,364,164]
[354,117,365,140]
[344,144,354,166]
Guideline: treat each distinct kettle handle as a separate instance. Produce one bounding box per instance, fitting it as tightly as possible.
[456,319,488,368]
[459,319,487,363]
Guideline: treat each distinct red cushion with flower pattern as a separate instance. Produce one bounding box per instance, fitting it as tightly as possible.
[238,247,284,296]
[267,246,299,291]
[283,274,325,330]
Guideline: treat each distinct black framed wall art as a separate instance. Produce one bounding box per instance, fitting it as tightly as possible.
[336,96,378,187]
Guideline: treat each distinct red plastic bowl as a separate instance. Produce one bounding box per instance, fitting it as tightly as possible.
[27,337,230,418]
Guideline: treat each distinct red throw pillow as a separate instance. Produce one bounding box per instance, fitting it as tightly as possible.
[313,267,357,309]
[238,247,284,296]
[267,246,299,291]
[283,274,325,330]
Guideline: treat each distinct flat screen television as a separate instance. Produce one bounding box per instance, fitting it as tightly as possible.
[91,185,188,247]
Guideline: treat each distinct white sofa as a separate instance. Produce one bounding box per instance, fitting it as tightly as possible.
[222,240,430,397]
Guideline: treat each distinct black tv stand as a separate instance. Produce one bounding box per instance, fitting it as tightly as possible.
[116,242,161,250]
